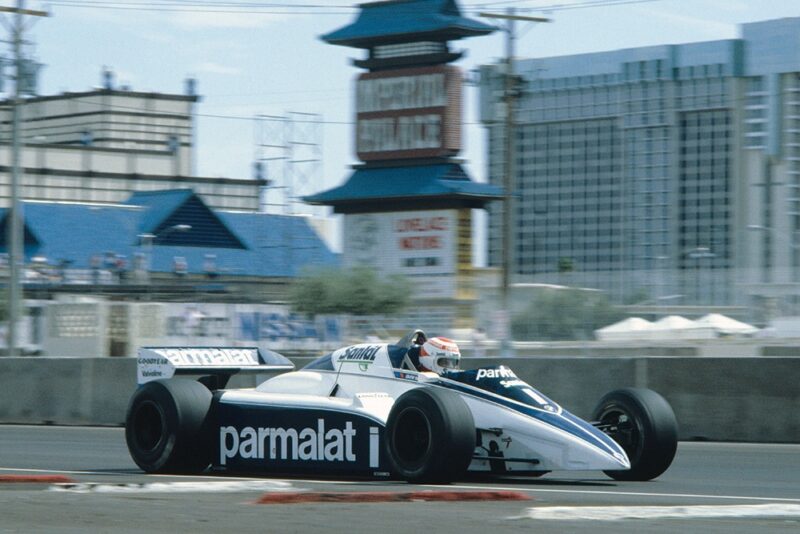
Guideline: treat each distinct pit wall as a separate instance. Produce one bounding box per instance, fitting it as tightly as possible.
[1,356,798,443]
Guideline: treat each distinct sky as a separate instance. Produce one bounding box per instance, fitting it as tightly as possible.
[6,0,800,259]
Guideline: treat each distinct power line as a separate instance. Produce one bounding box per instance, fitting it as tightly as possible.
[47,1,357,14]
[0,94,353,125]
[43,0,664,15]
[2,85,771,129]
[465,0,662,10]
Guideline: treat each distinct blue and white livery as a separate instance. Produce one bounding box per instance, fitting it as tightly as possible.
[125,330,678,482]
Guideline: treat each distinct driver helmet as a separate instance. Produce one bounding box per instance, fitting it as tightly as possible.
[418,337,461,374]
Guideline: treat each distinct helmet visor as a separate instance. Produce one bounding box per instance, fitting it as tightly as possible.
[437,356,459,370]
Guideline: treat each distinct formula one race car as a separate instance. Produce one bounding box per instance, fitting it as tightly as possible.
[126,331,678,483]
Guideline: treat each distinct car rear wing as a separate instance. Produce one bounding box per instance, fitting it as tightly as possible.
[137,347,295,387]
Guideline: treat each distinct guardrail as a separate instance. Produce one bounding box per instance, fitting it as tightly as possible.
[0,356,797,442]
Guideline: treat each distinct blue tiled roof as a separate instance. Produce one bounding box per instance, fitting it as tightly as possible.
[304,164,503,205]
[127,190,246,249]
[125,189,194,233]
[0,192,338,277]
[322,0,494,47]
[10,203,143,268]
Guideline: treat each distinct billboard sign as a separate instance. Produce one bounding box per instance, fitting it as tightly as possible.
[355,65,462,161]
[344,210,459,298]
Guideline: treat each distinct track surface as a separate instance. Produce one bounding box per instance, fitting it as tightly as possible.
[1,425,799,533]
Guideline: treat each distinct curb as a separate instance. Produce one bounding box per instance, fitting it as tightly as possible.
[0,475,77,484]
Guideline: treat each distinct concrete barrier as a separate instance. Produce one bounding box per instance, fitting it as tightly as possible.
[1,356,798,443]
[0,358,135,426]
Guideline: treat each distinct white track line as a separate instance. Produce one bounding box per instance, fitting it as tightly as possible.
[50,480,295,494]
[513,504,800,521]
[444,483,800,503]
[0,467,281,482]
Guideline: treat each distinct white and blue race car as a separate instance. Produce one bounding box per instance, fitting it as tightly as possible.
[126,330,678,483]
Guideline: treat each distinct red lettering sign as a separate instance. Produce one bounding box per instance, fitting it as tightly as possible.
[399,236,442,250]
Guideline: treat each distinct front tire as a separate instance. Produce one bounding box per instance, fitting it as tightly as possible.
[384,387,475,483]
[125,379,213,473]
[592,388,678,481]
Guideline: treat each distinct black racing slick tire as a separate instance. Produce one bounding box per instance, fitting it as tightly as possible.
[125,379,213,473]
[384,387,475,484]
[592,388,678,481]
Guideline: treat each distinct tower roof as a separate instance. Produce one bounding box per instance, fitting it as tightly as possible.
[322,0,494,48]
[304,163,502,213]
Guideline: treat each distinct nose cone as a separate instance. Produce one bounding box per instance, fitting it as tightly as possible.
[560,435,631,471]
[557,410,631,471]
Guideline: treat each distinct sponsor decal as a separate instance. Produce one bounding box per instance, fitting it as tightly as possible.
[238,311,342,343]
[137,356,168,379]
[476,368,517,380]
[151,348,259,367]
[369,427,379,468]
[447,368,561,414]
[338,345,381,371]
[216,405,387,474]
[220,419,378,467]
[140,370,164,378]
[137,357,169,366]
[394,371,419,382]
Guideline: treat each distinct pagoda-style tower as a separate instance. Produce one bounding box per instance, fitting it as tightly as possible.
[306,0,501,333]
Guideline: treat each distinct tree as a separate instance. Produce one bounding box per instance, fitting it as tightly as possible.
[511,288,625,341]
[557,257,574,273]
[289,266,410,317]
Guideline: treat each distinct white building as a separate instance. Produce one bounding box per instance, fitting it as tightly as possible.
[0,82,261,211]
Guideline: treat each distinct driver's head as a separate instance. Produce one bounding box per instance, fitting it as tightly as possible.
[418,337,460,374]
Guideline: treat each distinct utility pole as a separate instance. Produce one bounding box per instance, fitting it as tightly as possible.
[2,1,47,357]
[480,9,549,355]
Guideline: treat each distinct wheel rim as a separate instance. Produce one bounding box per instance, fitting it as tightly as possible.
[392,407,432,467]
[132,400,166,453]
[598,406,644,464]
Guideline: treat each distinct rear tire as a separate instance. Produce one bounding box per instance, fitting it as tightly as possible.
[125,379,213,473]
[592,388,678,481]
[384,387,475,483]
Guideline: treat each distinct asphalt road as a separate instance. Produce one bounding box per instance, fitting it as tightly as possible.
[1,425,799,533]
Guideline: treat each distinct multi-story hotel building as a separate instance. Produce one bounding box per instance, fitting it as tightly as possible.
[480,17,800,317]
